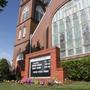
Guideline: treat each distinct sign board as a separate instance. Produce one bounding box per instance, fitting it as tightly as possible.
[30,56,51,77]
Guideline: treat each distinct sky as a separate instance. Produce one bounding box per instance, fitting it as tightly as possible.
[0,0,20,62]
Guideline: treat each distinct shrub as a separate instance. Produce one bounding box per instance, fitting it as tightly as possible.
[0,58,11,81]
[61,56,90,81]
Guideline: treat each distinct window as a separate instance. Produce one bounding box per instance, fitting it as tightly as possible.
[22,27,26,38]
[40,0,51,5]
[16,52,25,71]
[35,5,44,22]
[73,13,82,54]
[66,16,73,50]
[18,30,22,39]
[22,6,29,22]
[52,0,90,58]
[18,27,26,39]
[82,24,90,45]
[52,22,59,47]
[17,53,24,61]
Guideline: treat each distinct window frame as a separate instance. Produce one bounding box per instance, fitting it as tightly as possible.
[22,6,29,22]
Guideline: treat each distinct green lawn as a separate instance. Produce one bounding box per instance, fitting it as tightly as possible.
[0,82,90,90]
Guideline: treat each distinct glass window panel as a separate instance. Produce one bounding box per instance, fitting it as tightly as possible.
[67,36,73,49]
[22,7,29,21]
[85,45,90,52]
[73,13,81,39]
[82,0,88,8]
[80,9,88,25]
[53,22,58,34]
[35,5,44,21]
[68,49,74,55]
[76,47,82,54]
[73,13,82,45]
[74,27,81,38]
[59,19,65,33]
[25,11,29,19]
[66,16,71,28]
[89,6,90,15]
[88,0,90,6]
[82,24,90,45]
[40,0,51,5]
[67,40,73,49]
[53,34,58,46]
[60,50,66,57]
[66,21,73,49]
[74,30,81,39]
[17,53,24,61]
[75,39,82,48]
[23,13,25,21]
[66,16,73,49]
[67,30,73,40]
[73,13,78,20]
[87,7,90,20]
[60,32,66,50]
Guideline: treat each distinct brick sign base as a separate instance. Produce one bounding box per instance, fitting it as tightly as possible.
[24,47,64,83]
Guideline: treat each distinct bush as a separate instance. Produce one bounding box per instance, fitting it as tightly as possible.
[61,56,90,81]
[0,58,11,81]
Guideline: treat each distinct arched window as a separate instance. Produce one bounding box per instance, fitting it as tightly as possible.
[16,53,24,61]
[22,27,26,38]
[40,0,51,5]
[52,0,90,58]
[18,27,26,39]
[22,6,29,22]
[35,5,44,22]
[16,52,25,71]
[18,30,22,39]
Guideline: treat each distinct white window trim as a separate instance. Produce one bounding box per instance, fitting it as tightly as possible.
[22,6,29,22]
[22,27,26,38]
[18,30,22,40]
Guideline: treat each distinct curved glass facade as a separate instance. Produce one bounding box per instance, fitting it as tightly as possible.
[52,0,90,58]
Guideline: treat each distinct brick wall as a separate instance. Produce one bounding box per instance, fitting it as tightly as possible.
[31,0,69,49]
[24,47,64,83]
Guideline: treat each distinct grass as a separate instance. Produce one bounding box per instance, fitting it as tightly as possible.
[0,81,90,90]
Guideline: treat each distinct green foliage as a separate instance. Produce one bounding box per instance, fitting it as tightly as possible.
[0,0,7,7]
[61,56,90,81]
[0,58,11,81]
[0,0,8,11]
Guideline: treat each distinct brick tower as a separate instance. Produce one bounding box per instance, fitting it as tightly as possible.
[12,0,52,80]
[12,0,49,78]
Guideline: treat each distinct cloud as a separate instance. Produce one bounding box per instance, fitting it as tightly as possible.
[0,52,12,61]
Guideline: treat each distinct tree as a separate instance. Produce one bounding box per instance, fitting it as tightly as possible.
[0,58,11,81]
[0,0,8,11]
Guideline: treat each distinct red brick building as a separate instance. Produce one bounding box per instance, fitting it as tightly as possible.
[13,0,90,81]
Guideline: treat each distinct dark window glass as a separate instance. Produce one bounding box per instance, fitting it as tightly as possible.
[35,5,44,22]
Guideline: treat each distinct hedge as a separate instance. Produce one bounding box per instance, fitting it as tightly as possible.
[61,56,90,81]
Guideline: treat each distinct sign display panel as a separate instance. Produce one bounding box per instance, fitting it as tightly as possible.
[30,56,51,77]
